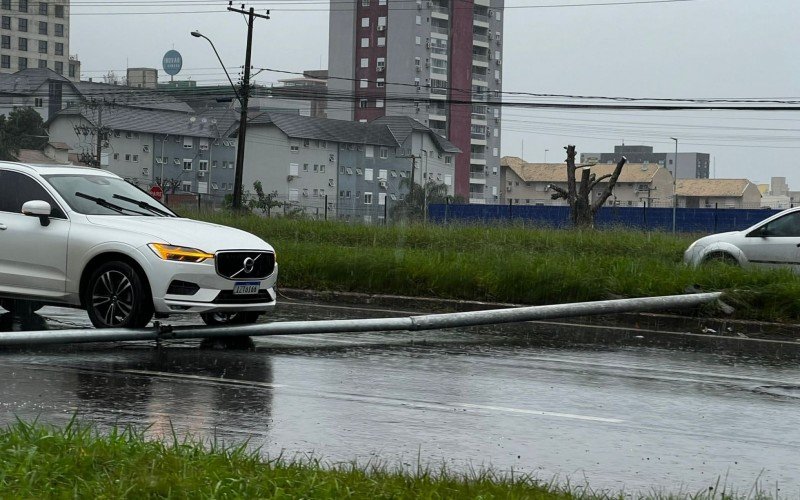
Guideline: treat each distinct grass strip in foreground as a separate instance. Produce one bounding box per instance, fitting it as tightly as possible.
[0,420,569,498]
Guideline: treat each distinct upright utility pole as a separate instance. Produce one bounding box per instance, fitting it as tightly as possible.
[227,2,270,210]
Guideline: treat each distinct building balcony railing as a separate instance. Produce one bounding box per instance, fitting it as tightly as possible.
[473,12,490,23]
[470,152,486,160]
[431,46,448,56]
[470,132,487,140]
[472,74,487,83]
[472,93,488,102]
[432,5,449,16]
[431,87,448,96]
[470,113,487,122]
[472,54,488,64]
[472,33,489,44]
[431,25,450,36]
[469,171,486,179]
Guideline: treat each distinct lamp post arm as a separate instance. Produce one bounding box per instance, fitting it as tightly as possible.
[193,32,242,106]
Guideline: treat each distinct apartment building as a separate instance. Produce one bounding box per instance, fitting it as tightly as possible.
[242,112,459,222]
[0,0,79,80]
[328,0,503,204]
[46,104,240,195]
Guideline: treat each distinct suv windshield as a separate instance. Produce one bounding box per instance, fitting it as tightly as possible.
[42,174,177,217]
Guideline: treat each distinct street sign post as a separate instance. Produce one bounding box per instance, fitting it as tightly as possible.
[149,185,164,201]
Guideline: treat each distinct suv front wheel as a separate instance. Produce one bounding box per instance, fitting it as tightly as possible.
[85,261,154,329]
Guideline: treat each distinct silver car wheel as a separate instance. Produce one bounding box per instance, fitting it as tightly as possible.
[91,270,134,327]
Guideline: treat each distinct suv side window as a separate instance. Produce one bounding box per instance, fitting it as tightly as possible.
[0,170,67,219]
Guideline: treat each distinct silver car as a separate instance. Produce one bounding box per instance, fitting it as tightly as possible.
[0,162,278,328]
[684,206,800,270]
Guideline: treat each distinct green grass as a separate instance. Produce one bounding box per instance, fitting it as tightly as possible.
[0,420,574,498]
[192,214,800,322]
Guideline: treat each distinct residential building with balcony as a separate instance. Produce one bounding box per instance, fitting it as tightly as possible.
[0,0,79,80]
[328,0,503,204]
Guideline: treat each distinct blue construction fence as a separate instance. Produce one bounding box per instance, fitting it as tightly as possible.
[428,203,776,234]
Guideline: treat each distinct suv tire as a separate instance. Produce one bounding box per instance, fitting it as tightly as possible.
[85,261,154,329]
[200,311,260,326]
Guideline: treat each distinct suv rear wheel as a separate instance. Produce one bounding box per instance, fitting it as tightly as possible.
[0,299,44,316]
[85,261,154,329]
[200,311,260,326]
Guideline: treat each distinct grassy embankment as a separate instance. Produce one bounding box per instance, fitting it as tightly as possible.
[193,214,800,323]
[0,420,573,498]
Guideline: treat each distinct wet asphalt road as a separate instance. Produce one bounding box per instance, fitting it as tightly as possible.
[1,299,799,496]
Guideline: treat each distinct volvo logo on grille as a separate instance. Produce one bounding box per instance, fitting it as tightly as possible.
[243,257,256,274]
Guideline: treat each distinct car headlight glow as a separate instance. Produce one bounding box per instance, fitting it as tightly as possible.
[148,243,214,263]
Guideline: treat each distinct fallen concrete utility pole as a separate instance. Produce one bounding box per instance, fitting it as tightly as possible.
[0,292,722,347]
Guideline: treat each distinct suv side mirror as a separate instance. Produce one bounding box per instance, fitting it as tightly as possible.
[21,200,52,227]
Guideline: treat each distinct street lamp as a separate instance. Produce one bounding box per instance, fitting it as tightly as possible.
[192,29,249,210]
[190,31,241,105]
[671,137,678,233]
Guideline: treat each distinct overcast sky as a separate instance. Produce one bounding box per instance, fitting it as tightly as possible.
[72,0,800,188]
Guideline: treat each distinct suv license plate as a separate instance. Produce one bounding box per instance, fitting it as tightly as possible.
[233,281,260,295]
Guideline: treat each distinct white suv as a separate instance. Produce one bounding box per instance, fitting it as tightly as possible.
[0,162,278,328]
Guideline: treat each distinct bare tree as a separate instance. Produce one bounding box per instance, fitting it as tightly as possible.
[549,145,627,228]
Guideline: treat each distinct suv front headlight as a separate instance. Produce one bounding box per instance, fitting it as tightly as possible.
[148,243,214,263]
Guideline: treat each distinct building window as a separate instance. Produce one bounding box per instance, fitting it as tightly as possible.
[290,145,299,153]
[359,99,368,108]
[18,0,27,12]
[415,36,421,45]
[18,37,26,51]
[415,15,421,25]
[54,4,63,17]
[0,55,9,69]
[360,57,368,68]
[303,138,310,147]
[0,0,8,9]
[199,160,208,171]
[54,42,63,55]
[124,154,131,161]
[33,97,42,107]
[17,57,27,70]
[183,159,193,171]
[183,137,193,148]
[377,37,386,47]
[361,17,369,28]
[376,78,385,88]
[303,163,309,172]
[364,193,373,204]
[54,23,63,36]
[361,0,369,5]
[360,37,369,48]
[18,18,26,32]
[445,155,452,164]
[38,40,47,54]
[38,21,46,35]
[414,56,420,69]
[39,2,47,15]
[380,147,388,158]
[132,154,139,163]
[68,62,75,78]
[376,99,384,108]
[0,35,8,49]
[112,153,119,160]
[379,0,386,5]
[376,57,385,72]
[181,182,192,193]
[377,16,386,27]
[38,59,46,68]
[1,16,9,29]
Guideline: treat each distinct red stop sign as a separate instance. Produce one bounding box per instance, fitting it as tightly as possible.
[149,185,163,201]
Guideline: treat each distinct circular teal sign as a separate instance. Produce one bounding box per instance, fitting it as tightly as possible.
[162,50,183,76]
